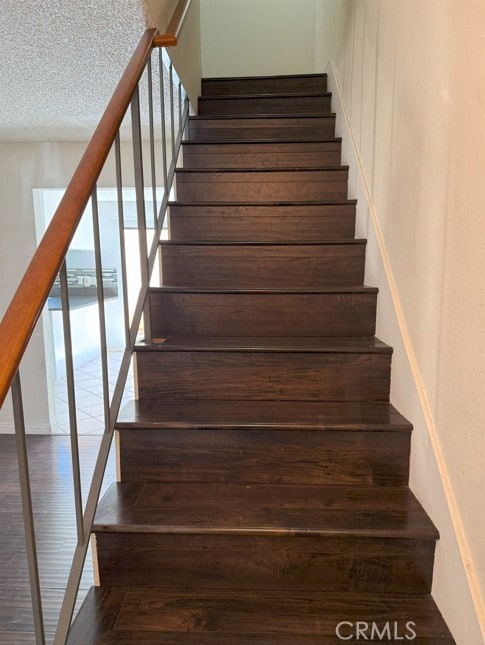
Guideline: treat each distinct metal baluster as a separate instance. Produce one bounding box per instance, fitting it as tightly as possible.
[169,62,175,167]
[178,80,182,135]
[115,134,131,347]
[11,372,45,644]
[131,85,152,343]
[59,261,84,545]
[91,188,111,429]
[147,55,158,228]
[185,94,190,139]
[159,49,168,201]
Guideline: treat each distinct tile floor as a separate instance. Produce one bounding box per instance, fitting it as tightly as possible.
[53,351,135,435]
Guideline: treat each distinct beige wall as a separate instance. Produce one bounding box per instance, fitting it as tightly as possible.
[145,0,202,103]
[0,142,91,433]
[168,0,202,104]
[314,1,485,642]
[200,0,317,77]
[0,139,160,434]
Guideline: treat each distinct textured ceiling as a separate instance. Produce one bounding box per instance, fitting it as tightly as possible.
[0,0,157,141]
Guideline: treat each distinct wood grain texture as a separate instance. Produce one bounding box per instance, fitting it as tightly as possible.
[95,531,435,594]
[160,241,365,287]
[118,426,410,486]
[0,435,116,641]
[188,115,336,140]
[135,350,391,401]
[98,531,425,585]
[181,140,342,168]
[175,168,349,201]
[198,93,332,116]
[168,202,356,241]
[69,587,453,643]
[116,399,413,431]
[94,482,437,538]
[201,74,328,96]
[148,288,377,337]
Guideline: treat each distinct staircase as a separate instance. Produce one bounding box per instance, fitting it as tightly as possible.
[69,74,454,643]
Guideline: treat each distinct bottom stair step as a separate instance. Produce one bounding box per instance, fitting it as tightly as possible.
[68,587,455,643]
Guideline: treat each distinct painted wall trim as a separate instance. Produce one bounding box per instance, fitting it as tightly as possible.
[326,56,485,639]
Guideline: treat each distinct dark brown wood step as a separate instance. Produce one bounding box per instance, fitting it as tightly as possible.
[168,202,356,241]
[117,425,410,486]
[117,396,410,486]
[198,93,332,116]
[135,336,391,353]
[159,241,365,288]
[181,139,342,168]
[201,73,328,96]
[94,482,437,537]
[116,400,412,431]
[148,287,377,337]
[134,344,391,402]
[188,115,336,140]
[68,587,454,644]
[175,167,349,202]
[92,482,437,593]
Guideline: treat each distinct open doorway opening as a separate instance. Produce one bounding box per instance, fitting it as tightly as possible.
[33,187,166,435]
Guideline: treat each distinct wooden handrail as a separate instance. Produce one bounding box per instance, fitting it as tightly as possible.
[167,0,191,40]
[0,0,194,408]
[0,27,156,407]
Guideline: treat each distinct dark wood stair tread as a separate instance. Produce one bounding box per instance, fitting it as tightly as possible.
[134,336,392,353]
[199,92,332,99]
[151,285,378,294]
[189,113,336,120]
[182,137,343,144]
[160,240,365,246]
[168,199,357,206]
[68,587,454,643]
[93,482,438,539]
[176,165,348,173]
[116,400,412,431]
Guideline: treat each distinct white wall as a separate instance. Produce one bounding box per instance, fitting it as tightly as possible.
[0,143,87,433]
[200,0,317,78]
[314,1,485,642]
[0,139,164,433]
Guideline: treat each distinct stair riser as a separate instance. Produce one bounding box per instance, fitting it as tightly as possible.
[118,428,410,486]
[202,75,327,96]
[94,533,434,594]
[149,292,377,337]
[168,204,356,241]
[176,175,348,202]
[135,352,391,402]
[160,244,365,288]
[182,142,342,168]
[198,95,332,116]
[188,118,336,141]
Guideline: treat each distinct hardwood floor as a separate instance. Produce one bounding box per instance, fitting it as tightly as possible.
[0,435,116,643]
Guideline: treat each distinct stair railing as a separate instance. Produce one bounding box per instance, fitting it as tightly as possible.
[0,1,192,642]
